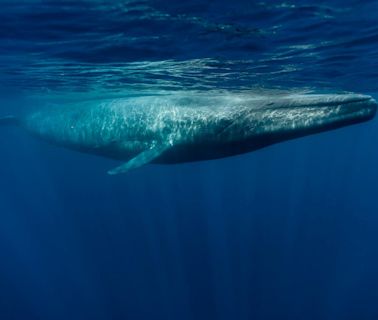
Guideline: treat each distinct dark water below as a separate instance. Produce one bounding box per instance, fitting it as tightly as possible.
[1,1,378,319]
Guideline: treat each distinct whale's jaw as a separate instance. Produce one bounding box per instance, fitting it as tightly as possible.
[282,94,375,133]
[276,94,377,128]
[232,94,377,147]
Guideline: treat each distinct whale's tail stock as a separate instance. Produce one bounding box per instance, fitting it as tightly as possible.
[0,115,19,126]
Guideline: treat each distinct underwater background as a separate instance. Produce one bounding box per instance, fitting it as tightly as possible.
[1,1,378,319]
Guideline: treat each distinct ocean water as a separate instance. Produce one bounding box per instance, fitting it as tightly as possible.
[1,1,378,319]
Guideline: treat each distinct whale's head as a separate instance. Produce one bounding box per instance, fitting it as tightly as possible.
[225,93,377,150]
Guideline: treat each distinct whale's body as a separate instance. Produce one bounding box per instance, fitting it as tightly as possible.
[1,92,377,174]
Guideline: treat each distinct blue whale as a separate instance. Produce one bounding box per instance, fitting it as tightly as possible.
[1,92,376,174]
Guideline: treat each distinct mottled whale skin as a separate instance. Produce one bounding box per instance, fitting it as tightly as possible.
[1,92,377,174]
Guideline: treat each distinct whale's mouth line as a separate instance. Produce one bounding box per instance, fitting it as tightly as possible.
[266,96,377,113]
[318,98,374,108]
[308,97,377,123]
[315,96,375,108]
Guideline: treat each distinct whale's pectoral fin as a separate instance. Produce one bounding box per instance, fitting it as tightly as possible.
[107,144,170,175]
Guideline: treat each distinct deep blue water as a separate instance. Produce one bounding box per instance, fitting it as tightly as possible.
[1,1,378,319]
